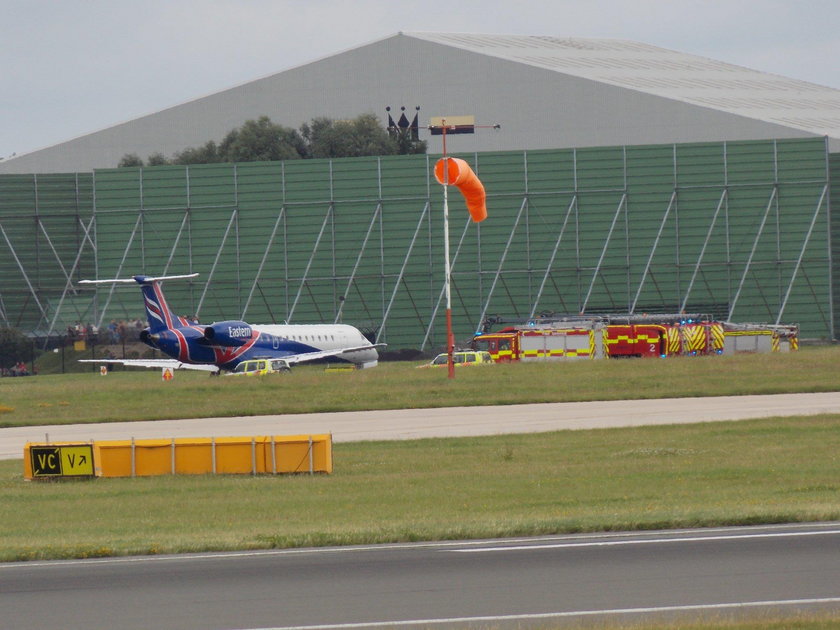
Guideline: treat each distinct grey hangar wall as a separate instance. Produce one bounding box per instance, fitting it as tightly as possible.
[0,136,835,350]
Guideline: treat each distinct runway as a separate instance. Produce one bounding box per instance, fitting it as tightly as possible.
[4,394,840,627]
[2,523,839,629]
[3,391,840,460]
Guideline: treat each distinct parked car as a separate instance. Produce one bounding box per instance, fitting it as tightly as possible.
[417,350,494,368]
[226,358,291,376]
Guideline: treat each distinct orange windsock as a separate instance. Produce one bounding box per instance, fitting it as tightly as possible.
[434,157,487,223]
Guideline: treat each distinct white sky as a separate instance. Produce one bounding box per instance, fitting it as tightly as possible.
[1,0,839,160]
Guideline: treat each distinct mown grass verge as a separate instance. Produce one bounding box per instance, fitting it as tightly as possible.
[2,414,839,562]
[1,346,838,427]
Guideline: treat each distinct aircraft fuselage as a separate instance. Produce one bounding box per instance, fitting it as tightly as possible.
[148,320,378,370]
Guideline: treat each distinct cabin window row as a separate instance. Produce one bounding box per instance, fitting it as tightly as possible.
[268,334,336,343]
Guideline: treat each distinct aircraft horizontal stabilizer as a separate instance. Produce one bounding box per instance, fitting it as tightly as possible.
[79,273,198,285]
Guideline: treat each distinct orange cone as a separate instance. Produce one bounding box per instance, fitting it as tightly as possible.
[434,158,487,223]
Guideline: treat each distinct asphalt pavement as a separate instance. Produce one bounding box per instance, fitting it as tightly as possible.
[2,523,839,629]
[3,391,840,460]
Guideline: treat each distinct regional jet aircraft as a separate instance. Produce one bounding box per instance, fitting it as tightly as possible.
[79,274,381,373]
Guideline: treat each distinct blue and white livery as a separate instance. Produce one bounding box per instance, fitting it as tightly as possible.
[79,274,382,373]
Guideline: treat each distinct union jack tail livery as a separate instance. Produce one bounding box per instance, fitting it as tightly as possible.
[135,274,196,333]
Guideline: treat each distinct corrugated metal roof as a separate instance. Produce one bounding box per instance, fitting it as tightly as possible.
[406,32,840,139]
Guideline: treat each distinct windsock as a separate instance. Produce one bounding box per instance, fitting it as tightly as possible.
[434,157,487,223]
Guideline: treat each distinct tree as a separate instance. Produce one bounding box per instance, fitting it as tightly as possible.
[218,116,307,162]
[172,141,222,165]
[117,112,426,167]
[303,113,401,159]
[146,152,169,166]
[393,128,427,155]
[117,152,171,167]
[0,327,31,370]
[118,153,144,167]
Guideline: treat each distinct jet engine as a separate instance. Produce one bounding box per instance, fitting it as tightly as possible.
[203,321,254,346]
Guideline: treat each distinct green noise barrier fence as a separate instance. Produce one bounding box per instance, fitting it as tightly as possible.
[0,136,835,350]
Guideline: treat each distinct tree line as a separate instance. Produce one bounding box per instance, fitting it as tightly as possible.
[118,113,426,167]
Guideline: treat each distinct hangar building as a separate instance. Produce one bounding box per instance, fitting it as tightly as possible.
[1,32,839,173]
[1,33,838,352]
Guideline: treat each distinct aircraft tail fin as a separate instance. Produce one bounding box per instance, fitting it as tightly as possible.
[79,273,198,333]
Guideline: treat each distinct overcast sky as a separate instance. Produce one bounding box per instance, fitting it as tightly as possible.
[2,0,838,160]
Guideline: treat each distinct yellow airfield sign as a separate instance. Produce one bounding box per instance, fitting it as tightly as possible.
[28,444,95,478]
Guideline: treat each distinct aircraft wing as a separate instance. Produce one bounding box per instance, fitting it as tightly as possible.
[282,343,385,366]
[79,343,383,372]
[79,359,220,373]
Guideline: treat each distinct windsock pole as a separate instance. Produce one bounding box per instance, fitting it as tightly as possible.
[441,124,455,379]
[430,116,497,379]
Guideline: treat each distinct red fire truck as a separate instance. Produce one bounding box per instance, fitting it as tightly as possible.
[470,314,773,362]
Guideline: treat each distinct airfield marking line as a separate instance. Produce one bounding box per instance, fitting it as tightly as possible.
[451,528,840,552]
[2,523,838,569]
[233,597,840,629]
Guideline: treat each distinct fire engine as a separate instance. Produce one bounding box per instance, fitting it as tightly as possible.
[472,314,798,363]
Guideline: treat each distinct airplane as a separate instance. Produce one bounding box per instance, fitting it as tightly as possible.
[78,273,382,373]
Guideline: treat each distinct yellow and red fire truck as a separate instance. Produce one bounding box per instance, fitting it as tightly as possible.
[472,315,797,363]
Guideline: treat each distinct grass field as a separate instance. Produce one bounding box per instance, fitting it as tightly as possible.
[1,347,839,561]
[2,414,840,561]
[1,346,838,426]
[3,348,840,627]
